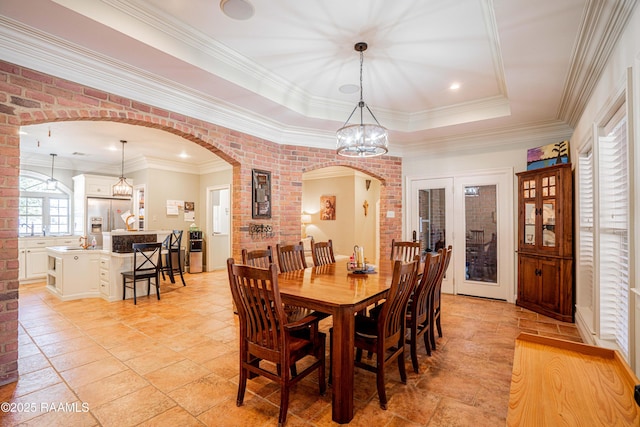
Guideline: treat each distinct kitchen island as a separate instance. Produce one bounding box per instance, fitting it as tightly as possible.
[46,230,171,301]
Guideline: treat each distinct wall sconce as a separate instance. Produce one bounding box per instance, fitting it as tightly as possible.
[365,179,371,191]
[301,214,312,238]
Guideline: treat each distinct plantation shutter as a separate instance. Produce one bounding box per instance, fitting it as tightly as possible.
[578,149,594,313]
[598,103,629,359]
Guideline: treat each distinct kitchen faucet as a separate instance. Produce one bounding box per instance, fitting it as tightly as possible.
[20,223,34,236]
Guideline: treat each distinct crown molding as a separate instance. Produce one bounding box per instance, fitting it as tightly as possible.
[399,120,573,157]
[558,0,638,127]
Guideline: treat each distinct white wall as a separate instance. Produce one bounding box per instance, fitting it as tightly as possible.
[569,5,640,369]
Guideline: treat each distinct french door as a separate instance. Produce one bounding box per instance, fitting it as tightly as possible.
[407,168,514,301]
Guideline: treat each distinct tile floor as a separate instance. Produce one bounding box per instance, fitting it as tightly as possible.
[0,271,581,426]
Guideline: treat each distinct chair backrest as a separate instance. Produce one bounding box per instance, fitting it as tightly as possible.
[410,251,442,325]
[311,239,335,266]
[390,239,421,262]
[227,258,286,355]
[170,230,183,250]
[242,246,274,269]
[162,230,182,250]
[132,242,162,273]
[468,229,484,245]
[276,242,308,273]
[378,259,419,344]
[432,245,452,311]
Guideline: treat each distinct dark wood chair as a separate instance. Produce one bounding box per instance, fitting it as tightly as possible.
[405,251,442,372]
[241,246,273,268]
[160,230,186,286]
[348,259,419,409]
[276,242,308,273]
[227,259,326,426]
[430,245,452,350]
[390,239,421,262]
[122,242,163,305]
[310,239,335,266]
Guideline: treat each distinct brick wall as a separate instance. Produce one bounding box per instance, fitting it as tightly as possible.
[0,60,402,385]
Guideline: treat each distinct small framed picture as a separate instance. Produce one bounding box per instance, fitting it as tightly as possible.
[252,169,271,219]
[320,195,336,220]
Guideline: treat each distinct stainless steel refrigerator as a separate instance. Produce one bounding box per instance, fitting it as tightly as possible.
[86,197,133,248]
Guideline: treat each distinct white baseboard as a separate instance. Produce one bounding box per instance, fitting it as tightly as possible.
[574,306,596,345]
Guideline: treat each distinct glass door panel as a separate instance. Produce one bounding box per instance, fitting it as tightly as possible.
[525,202,536,246]
[542,200,556,247]
[417,188,446,253]
[464,185,497,283]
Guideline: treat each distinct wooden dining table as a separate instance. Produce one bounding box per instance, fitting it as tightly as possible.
[277,262,395,424]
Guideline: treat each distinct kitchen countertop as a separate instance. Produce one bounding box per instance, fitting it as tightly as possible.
[47,246,107,253]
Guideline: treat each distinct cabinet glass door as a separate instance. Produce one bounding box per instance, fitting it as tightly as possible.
[522,178,536,247]
[525,202,536,246]
[540,174,557,248]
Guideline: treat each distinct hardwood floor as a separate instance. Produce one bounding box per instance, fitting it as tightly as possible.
[0,270,581,426]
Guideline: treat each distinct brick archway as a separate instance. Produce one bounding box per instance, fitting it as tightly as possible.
[0,61,403,385]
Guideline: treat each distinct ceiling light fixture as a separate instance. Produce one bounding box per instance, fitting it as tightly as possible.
[112,140,133,198]
[46,153,58,190]
[336,42,388,158]
[220,0,254,20]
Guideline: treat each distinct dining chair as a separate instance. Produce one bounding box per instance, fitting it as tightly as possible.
[405,251,442,372]
[241,246,273,268]
[310,239,336,266]
[348,259,419,410]
[160,229,186,286]
[276,242,308,273]
[390,239,421,262]
[430,245,452,350]
[122,242,163,304]
[227,259,326,426]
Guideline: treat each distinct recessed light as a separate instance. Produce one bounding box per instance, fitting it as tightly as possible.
[450,82,461,90]
[220,0,254,20]
[179,152,190,159]
[339,84,359,94]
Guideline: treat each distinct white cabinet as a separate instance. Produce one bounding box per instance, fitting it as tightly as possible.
[46,248,101,300]
[99,255,110,297]
[19,238,54,283]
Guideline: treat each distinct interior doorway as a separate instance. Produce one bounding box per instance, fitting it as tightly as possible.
[206,185,231,271]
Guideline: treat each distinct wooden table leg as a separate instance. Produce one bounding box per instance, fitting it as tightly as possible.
[331,307,355,423]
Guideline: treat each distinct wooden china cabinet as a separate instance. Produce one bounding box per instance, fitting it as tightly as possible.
[516,163,574,322]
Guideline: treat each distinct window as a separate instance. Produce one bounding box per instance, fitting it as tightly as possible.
[577,147,594,321]
[19,172,71,236]
[597,102,629,359]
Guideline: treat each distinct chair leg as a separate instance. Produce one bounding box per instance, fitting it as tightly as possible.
[237,367,247,406]
[397,345,407,384]
[436,314,442,338]
[133,279,137,305]
[175,250,186,286]
[423,327,432,356]
[155,275,161,300]
[177,263,186,286]
[377,360,388,410]
[167,252,176,284]
[122,277,126,301]
[278,383,290,427]
[410,326,419,374]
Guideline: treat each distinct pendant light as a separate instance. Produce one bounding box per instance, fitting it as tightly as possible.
[336,42,389,158]
[112,139,133,198]
[46,153,58,190]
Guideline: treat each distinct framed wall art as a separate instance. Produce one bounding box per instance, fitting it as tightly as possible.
[252,169,271,219]
[320,195,336,220]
